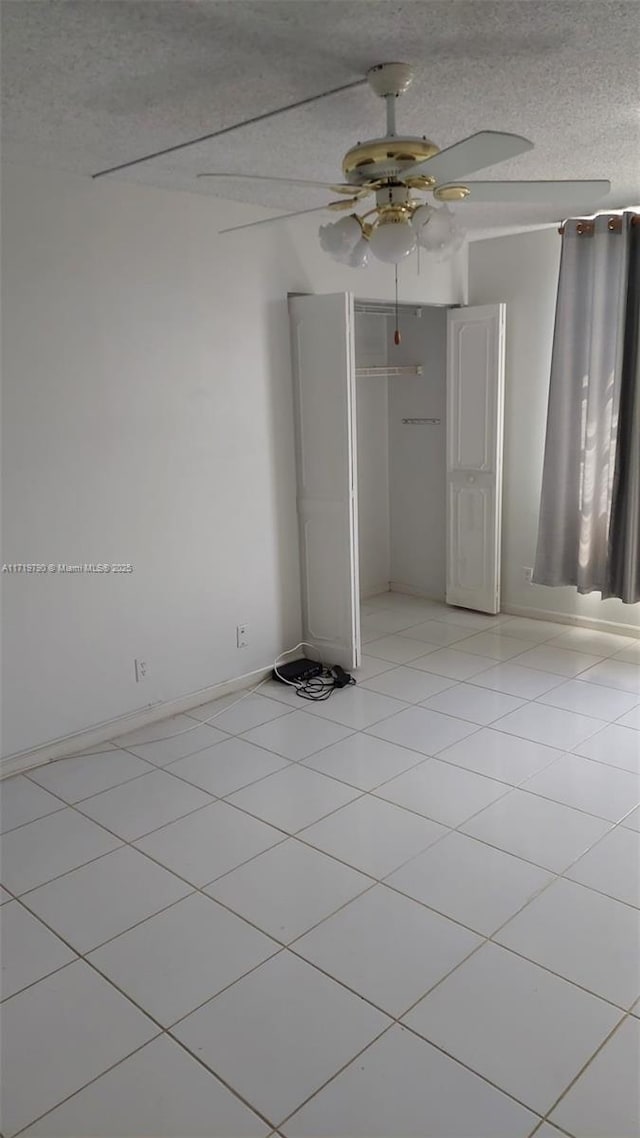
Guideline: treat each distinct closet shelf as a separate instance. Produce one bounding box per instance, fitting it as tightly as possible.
[356,365,423,377]
[355,303,423,318]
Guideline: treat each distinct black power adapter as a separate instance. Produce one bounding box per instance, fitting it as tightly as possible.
[272,657,323,685]
[330,665,352,688]
[272,657,355,701]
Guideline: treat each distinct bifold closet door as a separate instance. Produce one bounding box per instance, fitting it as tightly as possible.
[446,304,506,614]
[289,293,360,669]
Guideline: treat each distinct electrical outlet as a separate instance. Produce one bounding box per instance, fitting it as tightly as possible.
[134,658,148,682]
[523,567,534,585]
[236,624,249,648]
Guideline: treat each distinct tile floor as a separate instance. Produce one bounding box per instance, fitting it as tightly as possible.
[1,592,640,1137]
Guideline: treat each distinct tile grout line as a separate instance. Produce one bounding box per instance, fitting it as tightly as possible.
[11,998,279,1138]
[529,1120,574,1137]
[535,1007,639,1132]
[15,653,638,825]
[6,918,284,1136]
[23,756,166,804]
[16,709,637,849]
[0,801,68,837]
[8,733,638,970]
[269,983,549,1134]
[6,799,623,1137]
[7,694,638,922]
[8,1036,168,1138]
[151,699,640,796]
[281,871,633,1074]
[15,763,635,1021]
[17,868,554,1138]
[369,607,638,644]
[4,607,639,1135]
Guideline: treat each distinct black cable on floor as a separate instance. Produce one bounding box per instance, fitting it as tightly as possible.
[294,667,356,701]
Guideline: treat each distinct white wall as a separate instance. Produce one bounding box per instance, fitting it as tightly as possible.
[469,229,640,630]
[355,313,390,596]
[389,308,448,599]
[1,164,464,760]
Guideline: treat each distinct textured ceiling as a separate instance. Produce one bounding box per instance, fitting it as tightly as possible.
[2,0,639,232]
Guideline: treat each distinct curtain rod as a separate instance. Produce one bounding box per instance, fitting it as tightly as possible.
[558,214,640,235]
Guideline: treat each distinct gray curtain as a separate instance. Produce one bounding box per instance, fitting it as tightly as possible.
[534,213,640,603]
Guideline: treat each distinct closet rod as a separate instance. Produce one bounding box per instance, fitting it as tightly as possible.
[355,304,423,318]
[356,365,423,377]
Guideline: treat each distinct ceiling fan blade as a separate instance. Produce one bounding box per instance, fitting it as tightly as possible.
[326,198,361,210]
[448,179,611,203]
[219,204,333,234]
[197,173,357,194]
[92,76,367,179]
[403,131,534,182]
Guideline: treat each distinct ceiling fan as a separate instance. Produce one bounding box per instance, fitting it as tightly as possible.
[196,62,610,265]
[93,61,610,267]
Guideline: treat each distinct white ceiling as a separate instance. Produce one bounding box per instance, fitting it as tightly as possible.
[2,0,639,233]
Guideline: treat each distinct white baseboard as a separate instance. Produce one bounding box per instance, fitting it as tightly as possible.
[5,601,638,781]
[383,586,640,637]
[361,582,391,600]
[388,581,445,602]
[0,665,273,780]
[501,603,640,639]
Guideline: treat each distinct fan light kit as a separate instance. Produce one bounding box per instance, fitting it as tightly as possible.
[93,61,611,271]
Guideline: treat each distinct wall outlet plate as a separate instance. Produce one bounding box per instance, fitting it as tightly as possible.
[236,624,249,648]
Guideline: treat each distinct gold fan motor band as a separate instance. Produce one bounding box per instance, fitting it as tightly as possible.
[342,137,439,180]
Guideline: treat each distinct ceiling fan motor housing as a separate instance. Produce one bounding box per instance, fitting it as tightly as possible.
[343,64,440,187]
[342,137,439,185]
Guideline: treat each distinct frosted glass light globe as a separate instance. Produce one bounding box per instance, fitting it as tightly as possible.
[318,215,362,259]
[433,223,465,261]
[369,216,417,264]
[341,237,370,268]
[411,203,434,236]
[418,205,458,252]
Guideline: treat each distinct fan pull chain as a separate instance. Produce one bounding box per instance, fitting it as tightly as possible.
[394,265,401,345]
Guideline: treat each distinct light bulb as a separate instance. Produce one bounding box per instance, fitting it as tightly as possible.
[318,215,362,260]
[369,215,417,264]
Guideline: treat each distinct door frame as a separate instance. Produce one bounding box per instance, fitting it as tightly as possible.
[288,294,506,668]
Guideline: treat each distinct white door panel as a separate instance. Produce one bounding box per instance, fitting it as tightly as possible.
[448,482,496,592]
[451,319,496,470]
[446,305,506,614]
[289,293,360,669]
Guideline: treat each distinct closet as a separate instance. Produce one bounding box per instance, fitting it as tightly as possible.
[289,292,506,668]
[354,302,447,602]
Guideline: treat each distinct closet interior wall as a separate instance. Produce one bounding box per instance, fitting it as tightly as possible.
[355,311,390,597]
[355,304,448,601]
[388,306,447,599]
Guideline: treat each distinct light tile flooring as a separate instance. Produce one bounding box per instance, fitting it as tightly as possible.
[1,593,640,1138]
